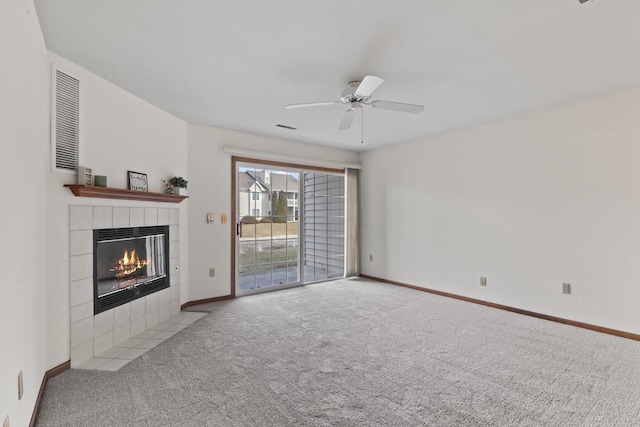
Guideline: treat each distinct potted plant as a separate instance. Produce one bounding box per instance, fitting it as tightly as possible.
[164,176,188,195]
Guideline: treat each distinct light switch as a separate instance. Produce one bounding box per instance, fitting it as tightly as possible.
[206,213,214,224]
[221,214,228,224]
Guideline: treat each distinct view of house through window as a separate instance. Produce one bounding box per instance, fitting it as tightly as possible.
[235,161,345,294]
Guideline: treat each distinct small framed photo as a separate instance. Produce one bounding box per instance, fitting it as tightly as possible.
[127,171,148,192]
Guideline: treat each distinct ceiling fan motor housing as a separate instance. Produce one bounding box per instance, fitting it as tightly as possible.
[341,81,367,103]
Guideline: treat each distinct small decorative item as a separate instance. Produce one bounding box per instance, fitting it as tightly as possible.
[128,171,148,192]
[164,176,188,195]
[94,175,107,187]
[78,167,93,185]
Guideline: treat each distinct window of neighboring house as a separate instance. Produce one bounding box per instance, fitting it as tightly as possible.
[252,192,260,200]
[252,209,260,217]
[287,192,298,200]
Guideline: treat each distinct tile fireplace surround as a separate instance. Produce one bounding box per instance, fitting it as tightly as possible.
[69,205,181,367]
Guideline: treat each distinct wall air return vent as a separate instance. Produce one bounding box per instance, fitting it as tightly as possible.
[51,66,80,173]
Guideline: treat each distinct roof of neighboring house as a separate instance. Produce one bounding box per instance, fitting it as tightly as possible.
[267,173,299,193]
[240,171,299,193]
[238,171,268,192]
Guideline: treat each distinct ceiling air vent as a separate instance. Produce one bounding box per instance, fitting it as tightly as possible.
[51,66,80,173]
[276,124,297,130]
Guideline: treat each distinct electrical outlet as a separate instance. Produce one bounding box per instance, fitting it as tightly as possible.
[369,254,373,262]
[480,277,487,286]
[562,283,571,294]
[17,371,23,400]
[4,415,9,427]
[209,268,215,277]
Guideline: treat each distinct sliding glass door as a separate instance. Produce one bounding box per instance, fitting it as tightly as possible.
[236,163,301,294]
[234,160,345,296]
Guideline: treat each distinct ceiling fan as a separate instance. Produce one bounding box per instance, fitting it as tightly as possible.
[285,75,425,131]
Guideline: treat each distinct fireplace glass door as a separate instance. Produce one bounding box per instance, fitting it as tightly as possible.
[94,226,169,314]
[96,234,166,297]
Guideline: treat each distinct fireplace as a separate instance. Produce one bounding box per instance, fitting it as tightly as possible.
[94,225,170,314]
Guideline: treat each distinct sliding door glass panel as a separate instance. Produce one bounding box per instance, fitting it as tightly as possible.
[237,164,301,293]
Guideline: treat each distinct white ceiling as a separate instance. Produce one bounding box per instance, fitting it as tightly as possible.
[34,0,640,151]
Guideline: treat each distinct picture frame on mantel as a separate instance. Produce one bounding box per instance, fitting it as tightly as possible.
[127,171,148,192]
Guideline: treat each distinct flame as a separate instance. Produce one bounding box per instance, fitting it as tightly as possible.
[110,249,147,280]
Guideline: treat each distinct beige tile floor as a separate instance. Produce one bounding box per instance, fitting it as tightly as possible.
[75,311,207,371]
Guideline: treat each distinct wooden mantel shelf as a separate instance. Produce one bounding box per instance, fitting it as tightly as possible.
[64,185,188,203]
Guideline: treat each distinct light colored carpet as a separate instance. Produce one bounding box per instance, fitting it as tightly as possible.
[37,278,640,426]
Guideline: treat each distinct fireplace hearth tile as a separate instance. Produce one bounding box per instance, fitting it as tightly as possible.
[158,288,171,307]
[116,338,146,348]
[94,331,114,355]
[69,230,92,256]
[137,339,163,349]
[130,207,144,227]
[130,316,146,337]
[70,254,92,282]
[113,324,130,346]
[116,347,149,360]
[94,310,114,337]
[144,208,158,226]
[145,292,159,314]
[68,203,180,368]
[145,311,159,330]
[93,206,113,229]
[158,208,169,225]
[170,224,179,242]
[70,278,93,307]
[113,304,131,329]
[131,298,146,320]
[112,207,130,228]
[71,316,94,348]
[70,341,93,368]
[146,323,170,332]
[176,317,199,325]
[76,357,111,370]
[70,205,93,230]
[169,241,179,261]
[161,323,189,332]
[169,267,180,283]
[159,305,172,323]
[152,330,177,340]
[133,330,160,339]
[70,312,204,371]
[96,346,129,359]
[70,301,93,323]
[96,358,131,372]
[170,208,179,225]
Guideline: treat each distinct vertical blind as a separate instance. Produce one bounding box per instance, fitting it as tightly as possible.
[303,172,345,282]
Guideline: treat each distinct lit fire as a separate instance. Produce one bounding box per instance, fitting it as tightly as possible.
[110,250,148,280]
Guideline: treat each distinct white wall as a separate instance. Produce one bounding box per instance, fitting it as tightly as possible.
[361,85,640,335]
[46,53,189,368]
[0,0,49,425]
[187,124,359,301]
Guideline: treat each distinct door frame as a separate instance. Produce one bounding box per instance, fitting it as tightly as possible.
[230,156,343,298]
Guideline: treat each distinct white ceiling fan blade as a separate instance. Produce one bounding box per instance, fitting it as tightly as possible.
[371,100,425,114]
[355,75,384,98]
[285,101,340,109]
[338,108,357,130]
